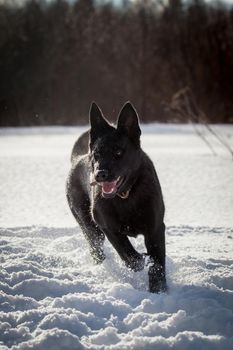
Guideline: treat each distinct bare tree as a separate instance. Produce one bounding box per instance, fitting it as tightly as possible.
[164,87,233,158]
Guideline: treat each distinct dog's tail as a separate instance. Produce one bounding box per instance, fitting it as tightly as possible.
[71,130,89,162]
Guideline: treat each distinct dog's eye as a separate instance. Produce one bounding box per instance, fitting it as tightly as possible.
[115,149,123,158]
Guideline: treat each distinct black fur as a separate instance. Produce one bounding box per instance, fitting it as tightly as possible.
[66,102,166,293]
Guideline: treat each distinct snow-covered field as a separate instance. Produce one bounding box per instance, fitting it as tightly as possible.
[0,124,232,350]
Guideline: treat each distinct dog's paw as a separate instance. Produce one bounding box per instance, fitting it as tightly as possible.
[148,263,167,293]
[126,254,145,272]
[91,250,106,265]
[149,279,167,293]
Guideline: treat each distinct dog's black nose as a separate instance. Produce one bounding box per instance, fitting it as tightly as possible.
[95,170,109,182]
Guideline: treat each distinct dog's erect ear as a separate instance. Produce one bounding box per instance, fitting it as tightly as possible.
[89,102,111,148]
[89,102,109,130]
[117,102,141,146]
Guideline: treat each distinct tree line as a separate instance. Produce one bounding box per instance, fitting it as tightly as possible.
[0,0,233,126]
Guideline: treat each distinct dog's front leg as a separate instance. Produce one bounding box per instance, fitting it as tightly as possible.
[104,231,144,272]
[67,194,105,264]
[144,223,166,293]
[82,224,106,264]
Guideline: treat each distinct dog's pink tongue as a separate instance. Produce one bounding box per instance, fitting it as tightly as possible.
[102,181,117,194]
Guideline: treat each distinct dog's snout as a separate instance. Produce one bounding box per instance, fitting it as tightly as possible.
[95,169,109,182]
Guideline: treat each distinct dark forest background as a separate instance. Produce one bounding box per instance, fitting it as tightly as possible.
[0,0,233,126]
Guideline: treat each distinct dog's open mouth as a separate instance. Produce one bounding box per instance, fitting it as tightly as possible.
[100,176,124,197]
[90,175,127,198]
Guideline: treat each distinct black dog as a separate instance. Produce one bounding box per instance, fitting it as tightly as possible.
[66,102,166,293]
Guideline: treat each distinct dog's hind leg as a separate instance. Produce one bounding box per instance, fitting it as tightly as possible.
[67,195,105,264]
[144,223,166,293]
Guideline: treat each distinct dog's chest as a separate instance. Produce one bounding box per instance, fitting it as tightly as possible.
[113,200,147,237]
[119,223,139,237]
[93,195,149,237]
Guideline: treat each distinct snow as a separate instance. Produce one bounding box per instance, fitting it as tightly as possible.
[0,124,233,350]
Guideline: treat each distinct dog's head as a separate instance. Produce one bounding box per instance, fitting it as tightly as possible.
[89,102,142,199]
